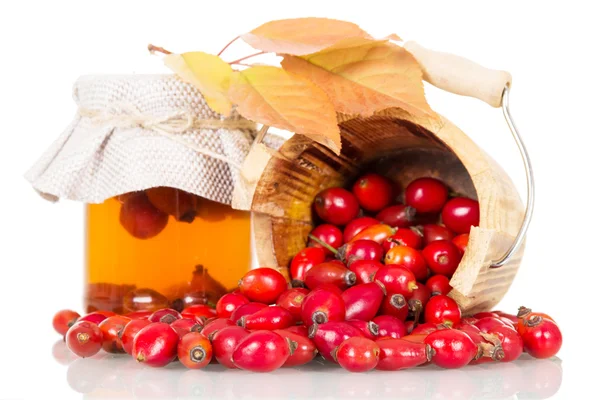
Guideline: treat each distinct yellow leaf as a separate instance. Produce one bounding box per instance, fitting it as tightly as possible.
[163,52,233,116]
[228,66,341,154]
[241,18,371,56]
[281,38,434,117]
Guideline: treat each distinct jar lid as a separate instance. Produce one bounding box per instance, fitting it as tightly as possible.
[25,74,279,205]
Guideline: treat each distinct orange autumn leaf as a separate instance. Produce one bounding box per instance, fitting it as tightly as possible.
[281,38,434,117]
[163,51,233,115]
[228,66,341,154]
[241,18,371,56]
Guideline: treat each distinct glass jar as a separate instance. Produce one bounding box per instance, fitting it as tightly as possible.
[84,187,251,314]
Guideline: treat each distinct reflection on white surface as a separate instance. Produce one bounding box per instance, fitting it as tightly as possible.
[54,340,562,399]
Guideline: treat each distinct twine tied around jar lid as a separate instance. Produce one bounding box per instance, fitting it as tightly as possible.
[78,103,257,170]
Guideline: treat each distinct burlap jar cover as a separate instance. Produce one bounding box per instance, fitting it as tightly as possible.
[26,74,283,206]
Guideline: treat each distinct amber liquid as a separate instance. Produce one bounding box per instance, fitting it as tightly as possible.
[85,196,251,313]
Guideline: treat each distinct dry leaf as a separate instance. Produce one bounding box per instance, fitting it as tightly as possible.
[228,66,341,154]
[163,52,233,115]
[281,38,433,117]
[241,18,371,56]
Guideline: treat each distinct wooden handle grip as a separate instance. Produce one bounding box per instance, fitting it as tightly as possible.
[404,41,512,108]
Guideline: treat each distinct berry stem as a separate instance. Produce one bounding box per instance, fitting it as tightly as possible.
[218,35,240,56]
[148,44,172,55]
[227,51,267,65]
[308,234,339,256]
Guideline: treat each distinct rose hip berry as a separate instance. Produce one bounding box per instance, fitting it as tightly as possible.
[238,306,294,330]
[488,325,524,362]
[374,265,418,297]
[405,177,448,213]
[407,283,432,321]
[424,295,461,327]
[373,315,407,339]
[418,224,455,245]
[441,197,480,234]
[230,302,268,324]
[342,281,386,321]
[148,308,182,324]
[383,228,423,252]
[239,268,288,304]
[300,289,346,326]
[304,262,356,290]
[343,217,380,243]
[274,329,317,367]
[177,332,213,369]
[334,337,380,372]
[78,312,109,325]
[313,187,360,226]
[422,240,462,277]
[170,318,203,338]
[425,329,478,368]
[66,321,103,358]
[308,321,365,362]
[120,319,152,355]
[452,233,469,255]
[308,224,343,255]
[216,293,250,319]
[376,338,434,370]
[384,246,428,282]
[132,323,179,367]
[352,173,394,212]
[346,320,380,340]
[349,224,397,244]
[276,288,309,323]
[200,318,236,340]
[211,325,250,368]
[519,314,562,359]
[376,205,416,228]
[98,315,131,353]
[53,309,81,336]
[337,240,383,266]
[349,260,383,285]
[232,330,292,372]
[181,304,217,320]
[379,294,409,322]
[289,247,327,284]
[426,275,452,296]
[119,192,169,239]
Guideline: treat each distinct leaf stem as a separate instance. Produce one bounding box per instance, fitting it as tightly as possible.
[308,234,339,256]
[148,44,172,55]
[218,36,240,56]
[228,51,267,65]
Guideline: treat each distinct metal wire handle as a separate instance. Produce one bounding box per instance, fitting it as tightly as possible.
[490,85,535,268]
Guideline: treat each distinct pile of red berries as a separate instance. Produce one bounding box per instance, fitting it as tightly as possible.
[54,272,561,372]
[53,173,561,372]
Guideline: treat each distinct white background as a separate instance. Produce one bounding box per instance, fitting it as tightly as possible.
[0,1,598,399]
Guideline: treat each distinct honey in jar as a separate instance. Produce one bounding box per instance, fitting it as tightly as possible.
[84,187,252,313]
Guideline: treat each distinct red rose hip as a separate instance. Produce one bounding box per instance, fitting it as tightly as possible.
[348,260,382,285]
[170,318,203,338]
[424,329,478,368]
[383,246,428,282]
[148,308,182,324]
[422,240,462,277]
[120,319,152,355]
[274,329,317,367]
[53,309,81,336]
[374,265,418,297]
[373,315,407,339]
[419,224,455,245]
[230,302,268,324]
[405,177,448,213]
[346,320,380,340]
[342,281,386,321]
[211,325,250,368]
[424,295,461,327]
[313,187,360,225]
[276,288,309,323]
[238,306,294,330]
[383,228,423,252]
[309,321,365,362]
[441,197,480,234]
[177,332,213,369]
[304,262,356,290]
[289,247,327,284]
[200,317,236,340]
[334,337,380,372]
[300,289,345,326]
[98,315,131,353]
[307,224,343,255]
[376,338,434,370]
[519,315,562,359]
[376,204,416,228]
[352,173,393,212]
[343,217,380,243]
[426,275,452,296]
[66,321,103,358]
[239,268,288,304]
[337,240,383,266]
[132,323,179,367]
[232,330,292,372]
[216,293,250,319]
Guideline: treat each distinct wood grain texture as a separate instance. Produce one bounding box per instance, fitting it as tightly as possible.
[249,107,525,313]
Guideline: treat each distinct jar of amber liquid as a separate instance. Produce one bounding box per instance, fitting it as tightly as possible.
[84,187,252,313]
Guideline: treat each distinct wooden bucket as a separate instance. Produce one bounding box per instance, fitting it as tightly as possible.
[240,42,532,314]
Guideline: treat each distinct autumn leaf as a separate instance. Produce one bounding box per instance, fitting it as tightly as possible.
[163,51,233,115]
[241,18,371,56]
[281,38,434,117]
[228,66,341,154]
